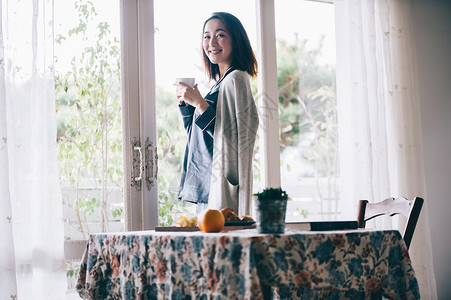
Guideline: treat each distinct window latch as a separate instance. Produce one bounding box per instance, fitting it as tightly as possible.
[145,137,158,190]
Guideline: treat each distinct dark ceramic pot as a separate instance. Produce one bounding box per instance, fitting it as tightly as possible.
[254,197,287,234]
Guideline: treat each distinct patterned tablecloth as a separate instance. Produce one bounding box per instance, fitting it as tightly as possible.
[76,229,419,299]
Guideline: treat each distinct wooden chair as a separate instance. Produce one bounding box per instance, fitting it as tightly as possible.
[357,197,424,250]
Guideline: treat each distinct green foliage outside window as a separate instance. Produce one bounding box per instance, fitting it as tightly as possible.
[277,37,339,214]
[277,38,338,180]
[55,0,123,239]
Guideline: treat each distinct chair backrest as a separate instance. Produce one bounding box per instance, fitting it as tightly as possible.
[357,197,424,249]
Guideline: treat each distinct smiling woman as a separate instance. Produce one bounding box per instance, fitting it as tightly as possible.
[154,1,258,224]
[175,12,259,216]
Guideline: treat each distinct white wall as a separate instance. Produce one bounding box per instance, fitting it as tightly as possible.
[412,0,451,298]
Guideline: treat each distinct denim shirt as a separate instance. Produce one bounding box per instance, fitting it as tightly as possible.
[178,69,234,204]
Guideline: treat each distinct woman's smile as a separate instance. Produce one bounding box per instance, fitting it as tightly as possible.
[209,49,222,54]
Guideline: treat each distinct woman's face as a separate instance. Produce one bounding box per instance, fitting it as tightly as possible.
[203,18,233,74]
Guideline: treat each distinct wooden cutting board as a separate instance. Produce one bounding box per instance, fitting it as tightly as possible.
[154,224,256,232]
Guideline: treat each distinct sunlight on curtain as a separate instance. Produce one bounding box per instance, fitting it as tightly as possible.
[334,0,437,298]
[0,0,66,299]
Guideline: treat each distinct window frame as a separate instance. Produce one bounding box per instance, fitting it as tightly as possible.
[64,0,332,260]
[256,0,281,189]
[120,0,159,232]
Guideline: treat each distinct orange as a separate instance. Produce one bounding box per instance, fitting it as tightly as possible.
[198,209,225,233]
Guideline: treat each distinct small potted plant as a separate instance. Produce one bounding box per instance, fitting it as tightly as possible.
[254,187,288,201]
[253,187,289,233]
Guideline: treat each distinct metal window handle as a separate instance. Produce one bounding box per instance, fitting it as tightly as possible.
[147,144,158,183]
[133,146,143,182]
[144,137,158,190]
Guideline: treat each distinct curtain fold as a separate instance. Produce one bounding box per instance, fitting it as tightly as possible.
[0,2,18,294]
[335,0,437,298]
[0,0,66,299]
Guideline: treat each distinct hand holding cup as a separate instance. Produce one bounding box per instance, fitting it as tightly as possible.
[175,78,195,105]
[174,78,209,113]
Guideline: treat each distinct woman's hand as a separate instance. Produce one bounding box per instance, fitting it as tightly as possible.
[175,82,210,113]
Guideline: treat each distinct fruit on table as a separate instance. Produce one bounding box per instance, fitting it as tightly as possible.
[175,215,198,227]
[198,209,225,232]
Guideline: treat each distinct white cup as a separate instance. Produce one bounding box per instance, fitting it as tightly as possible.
[175,78,195,104]
[175,77,195,88]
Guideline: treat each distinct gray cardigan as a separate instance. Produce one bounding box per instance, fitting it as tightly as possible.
[208,70,259,216]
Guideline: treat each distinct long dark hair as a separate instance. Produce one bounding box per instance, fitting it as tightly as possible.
[202,12,258,81]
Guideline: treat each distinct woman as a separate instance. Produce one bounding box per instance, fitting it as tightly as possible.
[176,12,259,216]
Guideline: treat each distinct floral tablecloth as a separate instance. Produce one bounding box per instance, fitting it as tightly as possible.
[76,229,419,299]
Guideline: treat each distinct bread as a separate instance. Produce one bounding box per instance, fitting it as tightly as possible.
[220,208,255,222]
[220,208,234,215]
[240,215,254,222]
[221,208,241,221]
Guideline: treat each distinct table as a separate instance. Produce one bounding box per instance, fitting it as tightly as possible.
[76,228,420,299]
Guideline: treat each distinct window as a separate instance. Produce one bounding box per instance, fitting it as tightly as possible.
[56,3,339,289]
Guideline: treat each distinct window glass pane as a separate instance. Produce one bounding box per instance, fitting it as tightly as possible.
[275,0,339,221]
[154,0,258,225]
[55,0,124,241]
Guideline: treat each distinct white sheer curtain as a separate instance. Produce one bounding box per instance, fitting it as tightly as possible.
[0,0,66,299]
[334,0,437,298]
